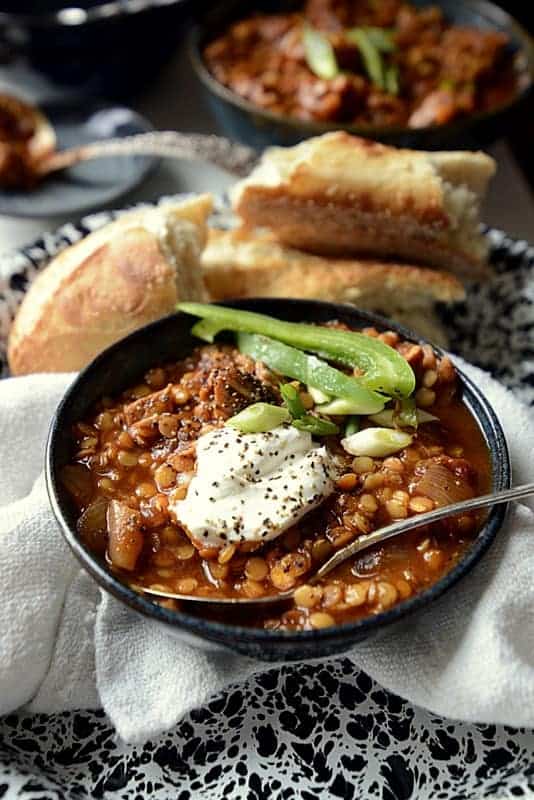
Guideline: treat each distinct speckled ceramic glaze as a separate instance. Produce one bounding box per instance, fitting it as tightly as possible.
[46,298,510,661]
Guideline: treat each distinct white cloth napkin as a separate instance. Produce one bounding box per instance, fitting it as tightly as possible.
[1,363,533,743]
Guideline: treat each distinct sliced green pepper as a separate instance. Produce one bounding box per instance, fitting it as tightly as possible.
[227,403,290,433]
[293,415,339,436]
[280,383,306,419]
[191,318,222,343]
[237,332,385,414]
[302,24,339,80]
[178,302,415,398]
[342,427,413,457]
[316,397,368,416]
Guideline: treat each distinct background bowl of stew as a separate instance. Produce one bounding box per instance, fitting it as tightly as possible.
[189,0,534,150]
[46,298,510,661]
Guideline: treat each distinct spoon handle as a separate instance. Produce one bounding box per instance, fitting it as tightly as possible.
[313,481,534,582]
[140,483,533,606]
[37,131,258,178]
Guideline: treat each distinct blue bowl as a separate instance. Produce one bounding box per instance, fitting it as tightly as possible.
[46,299,511,661]
[189,0,534,151]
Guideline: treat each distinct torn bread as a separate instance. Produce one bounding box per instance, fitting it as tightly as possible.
[230,132,495,278]
[8,194,213,375]
[202,228,465,346]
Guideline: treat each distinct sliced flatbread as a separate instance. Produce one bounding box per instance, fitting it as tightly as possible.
[202,227,465,345]
[231,132,495,278]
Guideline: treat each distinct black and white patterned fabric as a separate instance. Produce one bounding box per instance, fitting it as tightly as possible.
[0,205,533,799]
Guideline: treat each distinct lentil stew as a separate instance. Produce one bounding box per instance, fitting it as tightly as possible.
[62,321,491,632]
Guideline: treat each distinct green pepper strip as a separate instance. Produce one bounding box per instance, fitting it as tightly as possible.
[280,383,306,419]
[302,24,339,80]
[237,332,385,414]
[191,318,222,342]
[178,302,415,398]
[293,415,339,436]
[345,28,385,89]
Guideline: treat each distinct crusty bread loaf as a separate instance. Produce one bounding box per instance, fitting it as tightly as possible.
[230,132,495,278]
[202,228,465,345]
[8,195,213,375]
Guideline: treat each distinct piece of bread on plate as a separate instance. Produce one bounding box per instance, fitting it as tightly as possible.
[8,194,213,375]
[230,132,495,279]
[202,228,465,346]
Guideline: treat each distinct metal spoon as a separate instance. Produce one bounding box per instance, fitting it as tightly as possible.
[1,96,256,188]
[35,131,258,180]
[138,482,534,606]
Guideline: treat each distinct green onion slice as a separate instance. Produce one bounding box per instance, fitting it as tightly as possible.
[293,415,339,436]
[385,63,399,95]
[226,403,290,433]
[345,416,360,437]
[397,397,418,428]
[303,24,339,80]
[358,26,396,53]
[280,383,306,419]
[368,408,439,429]
[341,427,413,457]
[345,28,385,89]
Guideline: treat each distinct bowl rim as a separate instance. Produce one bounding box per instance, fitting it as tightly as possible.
[46,298,511,650]
[0,0,189,29]
[188,0,534,142]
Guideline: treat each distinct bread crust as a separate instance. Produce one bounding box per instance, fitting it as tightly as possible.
[231,132,495,277]
[233,194,489,277]
[202,228,465,346]
[203,228,465,303]
[7,195,213,375]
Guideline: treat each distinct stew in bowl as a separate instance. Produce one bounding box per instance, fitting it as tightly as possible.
[46,300,509,659]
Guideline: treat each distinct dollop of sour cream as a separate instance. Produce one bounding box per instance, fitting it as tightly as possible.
[171,425,336,549]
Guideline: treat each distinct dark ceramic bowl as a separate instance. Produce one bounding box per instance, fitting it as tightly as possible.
[46,299,510,661]
[0,0,191,99]
[189,0,534,150]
